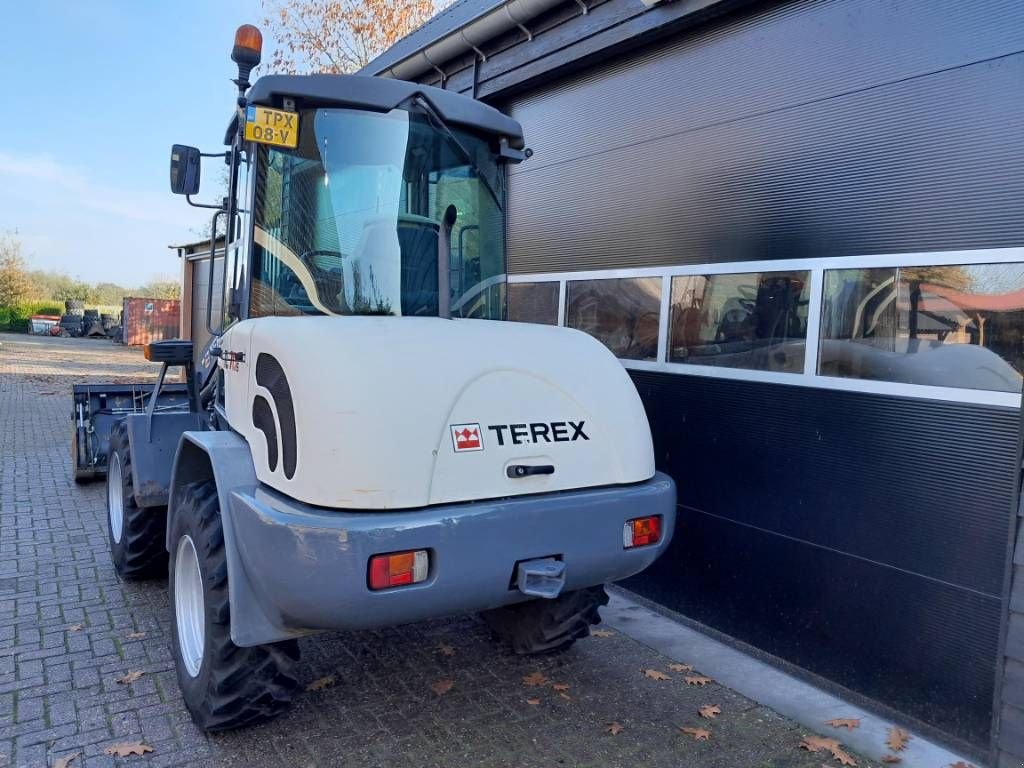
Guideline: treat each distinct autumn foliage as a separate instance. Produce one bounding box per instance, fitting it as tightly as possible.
[262,0,440,74]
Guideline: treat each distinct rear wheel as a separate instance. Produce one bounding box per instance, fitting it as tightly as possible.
[106,421,167,579]
[170,480,300,731]
[482,585,610,655]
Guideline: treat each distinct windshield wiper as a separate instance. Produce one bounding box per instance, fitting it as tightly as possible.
[409,95,504,212]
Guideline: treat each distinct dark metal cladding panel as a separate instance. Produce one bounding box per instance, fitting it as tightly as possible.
[623,370,1018,746]
[504,0,1024,272]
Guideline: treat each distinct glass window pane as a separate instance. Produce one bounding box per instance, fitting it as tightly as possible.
[566,277,661,360]
[668,271,810,372]
[819,263,1024,393]
[509,282,560,325]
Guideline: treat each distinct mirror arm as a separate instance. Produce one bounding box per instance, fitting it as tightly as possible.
[186,195,226,210]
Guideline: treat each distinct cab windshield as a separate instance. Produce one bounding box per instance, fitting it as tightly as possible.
[249,106,506,319]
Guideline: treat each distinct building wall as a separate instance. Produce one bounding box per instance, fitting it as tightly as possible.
[495,0,1024,754]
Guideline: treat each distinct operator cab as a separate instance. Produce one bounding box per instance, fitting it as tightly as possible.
[170,43,527,349]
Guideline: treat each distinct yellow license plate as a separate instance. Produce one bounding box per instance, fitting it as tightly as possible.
[244,106,299,148]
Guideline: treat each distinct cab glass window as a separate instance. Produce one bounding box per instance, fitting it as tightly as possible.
[249,107,506,319]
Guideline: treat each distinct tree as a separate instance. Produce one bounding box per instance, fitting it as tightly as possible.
[0,233,31,308]
[50,278,93,303]
[263,0,438,74]
[138,279,181,300]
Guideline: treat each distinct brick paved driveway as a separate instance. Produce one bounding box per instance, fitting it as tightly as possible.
[0,333,868,768]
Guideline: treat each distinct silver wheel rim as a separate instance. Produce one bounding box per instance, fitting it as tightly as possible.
[174,535,205,678]
[107,453,124,544]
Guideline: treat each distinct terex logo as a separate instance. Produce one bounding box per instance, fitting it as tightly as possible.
[488,421,589,446]
[450,423,483,452]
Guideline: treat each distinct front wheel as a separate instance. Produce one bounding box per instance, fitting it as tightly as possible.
[169,480,300,731]
[481,585,610,655]
[106,421,167,579]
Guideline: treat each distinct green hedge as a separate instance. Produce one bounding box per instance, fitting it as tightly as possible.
[0,302,65,332]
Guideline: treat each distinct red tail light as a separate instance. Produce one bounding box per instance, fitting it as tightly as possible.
[368,550,429,590]
[623,516,662,548]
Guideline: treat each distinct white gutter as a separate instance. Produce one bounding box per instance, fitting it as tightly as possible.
[380,0,566,81]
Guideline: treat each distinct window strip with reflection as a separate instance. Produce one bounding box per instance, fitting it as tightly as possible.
[668,271,811,373]
[818,263,1024,394]
[566,277,661,361]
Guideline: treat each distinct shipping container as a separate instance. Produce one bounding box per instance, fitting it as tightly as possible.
[121,297,180,346]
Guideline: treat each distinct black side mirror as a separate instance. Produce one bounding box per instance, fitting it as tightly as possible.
[170,145,201,195]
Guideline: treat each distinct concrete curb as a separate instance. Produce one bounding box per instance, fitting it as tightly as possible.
[603,590,975,768]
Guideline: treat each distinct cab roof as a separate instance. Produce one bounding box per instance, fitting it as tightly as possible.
[227,73,524,149]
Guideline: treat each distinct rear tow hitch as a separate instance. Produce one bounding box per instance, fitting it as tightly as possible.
[516,558,566,599]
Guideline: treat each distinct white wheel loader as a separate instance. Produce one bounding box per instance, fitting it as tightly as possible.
[72,25,676,731]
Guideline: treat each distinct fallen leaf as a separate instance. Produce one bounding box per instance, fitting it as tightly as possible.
[591,629,615,638]
[881,757,901,765]
[680,726,711,741]
[436,644,456,657]
[698,704,721,719]
[799,735,857,766]
[104,742,154,758]
[886,727,910,752]
[607,721,624,736]
[306,675,336,692]
[522,671,548,687]
[126,632,146,640]
[685,675,713,686]
[67,624,83,632]
[431,679,454,695]
[643,668,671,681]
[526,697,541,706]
[552,683,570,692]
[115,670,144,685]
[558,692,572,701]
[52,752,79,768]
[948,763,977,768]
[825,718,861,731]
[668,663,694,673]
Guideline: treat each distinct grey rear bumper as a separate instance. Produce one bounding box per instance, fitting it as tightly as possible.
[226,472,676,643]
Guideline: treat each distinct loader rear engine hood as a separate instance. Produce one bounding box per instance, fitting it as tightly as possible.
[218,316,656,510]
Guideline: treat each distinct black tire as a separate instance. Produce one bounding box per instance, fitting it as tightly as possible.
[170,480,300,731]
[71,423,92,484]
[106,421,168,579]
[481,585,610,655]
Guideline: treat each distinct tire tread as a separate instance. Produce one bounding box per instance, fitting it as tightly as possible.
[172,480,299,731]
[481,585,610,655]
[107,421,167,579]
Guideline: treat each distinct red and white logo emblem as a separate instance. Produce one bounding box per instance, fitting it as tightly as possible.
[450,423,483,452]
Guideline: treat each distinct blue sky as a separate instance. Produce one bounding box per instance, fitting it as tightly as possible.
[0,1,276,284]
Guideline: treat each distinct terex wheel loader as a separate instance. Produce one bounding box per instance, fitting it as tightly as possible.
[71,25,676,731]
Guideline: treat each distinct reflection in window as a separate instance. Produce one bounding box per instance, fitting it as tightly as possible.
[566,277,661,360]
[668,272,810,372]
[509,282,560,325]
[819,264,1024,393]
